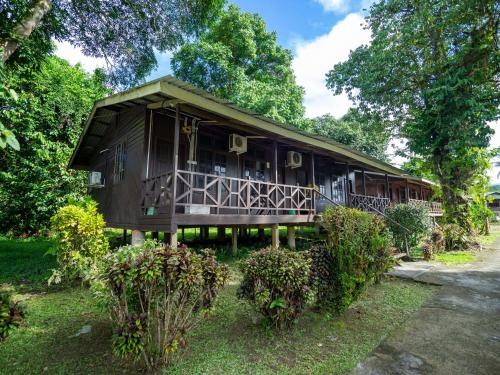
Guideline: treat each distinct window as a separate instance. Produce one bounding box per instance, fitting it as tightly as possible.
[317,174,326,200]
[113,140,127,183]
[214,153,227,176]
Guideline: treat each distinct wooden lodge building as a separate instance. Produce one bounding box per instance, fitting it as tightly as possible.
[69,76,441,249]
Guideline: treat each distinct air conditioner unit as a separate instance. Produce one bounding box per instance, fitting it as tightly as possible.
[287,151,302,169]
[229,134,247,155]
[88,171,104,187]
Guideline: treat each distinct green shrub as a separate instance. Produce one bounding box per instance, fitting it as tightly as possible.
[237,247,312,328]
[422,241,434,260]
[0,289,26,341]
[312,207,392,312]
[442,223,470,251]
[103,241,228,371]
[430,226,445,253]
[385,203,432,252]
[48,198,109,285]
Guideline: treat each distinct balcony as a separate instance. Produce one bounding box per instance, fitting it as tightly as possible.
[348,193,391,214]
[142,170,315,219]
[408,198,443,216]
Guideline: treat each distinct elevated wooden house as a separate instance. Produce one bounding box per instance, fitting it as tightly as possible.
[69,76,441,249]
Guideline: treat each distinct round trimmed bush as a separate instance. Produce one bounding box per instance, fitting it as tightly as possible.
[237,247,311,328]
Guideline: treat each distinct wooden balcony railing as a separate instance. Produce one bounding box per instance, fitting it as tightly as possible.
[348,193,391,214]
[408,198,443,215]
[142,170,315,216]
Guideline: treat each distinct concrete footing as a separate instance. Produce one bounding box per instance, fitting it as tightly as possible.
[271,224,279,249]
[131,230,145,247]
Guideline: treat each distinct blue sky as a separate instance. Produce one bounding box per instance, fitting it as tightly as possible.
[55,0,499,182]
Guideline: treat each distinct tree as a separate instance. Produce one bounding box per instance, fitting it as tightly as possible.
[326,0,499,231]
[0,0,225,87]
[0,57,108,235]
[304,109,390,161]
[171,4,305,125]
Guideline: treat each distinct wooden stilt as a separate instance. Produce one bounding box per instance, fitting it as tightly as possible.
[231,226,238,255]
[287,226,296,250]
[122,229,127,245]
[152,231,159,241]
[217,227,226,242]
[258,227,265,241]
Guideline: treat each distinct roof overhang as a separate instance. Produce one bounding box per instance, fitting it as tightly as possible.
[70,76,411,178]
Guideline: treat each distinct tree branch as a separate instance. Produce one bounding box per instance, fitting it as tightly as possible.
[1,0,52,62]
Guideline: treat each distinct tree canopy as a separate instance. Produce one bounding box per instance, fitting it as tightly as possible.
[327,0,499,230]
[1,0,225,87]
[171,4,305,125]
[0,56,108,235]
[304,109,390,161]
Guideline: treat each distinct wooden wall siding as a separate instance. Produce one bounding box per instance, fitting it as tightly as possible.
[89,106,145,227]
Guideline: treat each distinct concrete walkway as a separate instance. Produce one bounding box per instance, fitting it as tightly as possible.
[352,240,500,375]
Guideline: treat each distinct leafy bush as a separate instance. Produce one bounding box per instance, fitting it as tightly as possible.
[385,203,432,252]
[442,223,470,251]
[312,207,392,312]
[237,247,312,328]
[48,198,109,285]
[430,227,445,253]
[103,241,228,371]
[0,289,26,341]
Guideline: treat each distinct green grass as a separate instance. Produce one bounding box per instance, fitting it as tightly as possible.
[435,251,476,265]
[478,223,500,246]
[0,236,56,289]
[0,236,435,375]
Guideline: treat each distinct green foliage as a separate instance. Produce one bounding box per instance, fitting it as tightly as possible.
[442,224,470,251]
[48,198,109,285]
[1,0,225,87]
[326,0,499,232]
[237,247,312,328]
[311,207,393,312]
[172,4,305,125]
[0,288,26,341]
[0,62,20,151]
[385,203,432,252]
[303,109,390,161]
[102,241,228,370]
[0,56,108,236]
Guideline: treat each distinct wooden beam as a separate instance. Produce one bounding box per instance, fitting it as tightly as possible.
[147,98,185,109]
[362,168,366,195]
[345,164,350,206]
[170,105,180,225]
[385,174,390,199]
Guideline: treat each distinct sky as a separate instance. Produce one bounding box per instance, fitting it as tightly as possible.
[55,0,499,183]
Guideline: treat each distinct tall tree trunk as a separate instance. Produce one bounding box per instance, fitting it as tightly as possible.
[1,0,52,62]
[433,149,473,234]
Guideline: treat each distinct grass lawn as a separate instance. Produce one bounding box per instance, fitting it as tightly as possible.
[478,223,500,246]
[434,251,476,265]
[0,236,435,375]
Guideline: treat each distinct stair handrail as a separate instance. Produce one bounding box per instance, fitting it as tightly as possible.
[315,190,411,256]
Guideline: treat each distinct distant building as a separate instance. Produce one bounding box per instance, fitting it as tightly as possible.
[486,192,500,219]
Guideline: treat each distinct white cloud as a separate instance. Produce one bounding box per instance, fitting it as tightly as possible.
[292,13,370,118]
[314,0,348,12]
[54,41,106,72]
